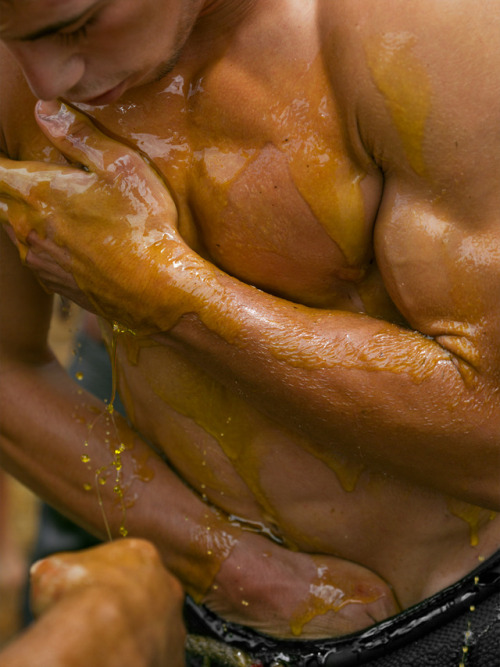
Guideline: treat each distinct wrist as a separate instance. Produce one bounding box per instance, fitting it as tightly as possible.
[200,531,295,628]
[138,483,243,601]
[150,248,233,335]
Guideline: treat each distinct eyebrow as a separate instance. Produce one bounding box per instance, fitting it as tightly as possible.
[15,1,100,42]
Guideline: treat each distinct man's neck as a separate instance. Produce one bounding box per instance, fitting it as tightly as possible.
[174,0,258,77]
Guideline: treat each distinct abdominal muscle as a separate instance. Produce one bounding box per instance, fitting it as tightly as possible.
[107,326,500,612]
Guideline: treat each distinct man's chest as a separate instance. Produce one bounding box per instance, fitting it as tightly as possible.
[100,57,383,309]
[15,52,388,312]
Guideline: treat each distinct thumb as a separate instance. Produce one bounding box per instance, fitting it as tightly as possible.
[35,100,134,173]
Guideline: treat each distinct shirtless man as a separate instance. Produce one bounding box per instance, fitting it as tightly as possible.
[0,0,499,664]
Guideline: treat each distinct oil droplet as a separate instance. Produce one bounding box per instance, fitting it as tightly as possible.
[119,526,128,537]
[83,483,92,492]
[75,372,84,381]
[112,321,137,337]
[81,454,91,463]
[461,616,474,665]
[241,600,249,607]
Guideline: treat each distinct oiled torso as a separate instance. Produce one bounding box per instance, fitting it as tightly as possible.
[2,6,498,608]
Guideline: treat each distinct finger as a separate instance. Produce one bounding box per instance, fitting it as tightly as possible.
[0,199,32,258]
[0,156,50,200]
[0,153,83,208]
[35,100,143,174]
[31,554,90,616]
[0,199,9,222]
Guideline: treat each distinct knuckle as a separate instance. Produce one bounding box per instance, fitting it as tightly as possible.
[66,117,91,141]
[109,152,142,175]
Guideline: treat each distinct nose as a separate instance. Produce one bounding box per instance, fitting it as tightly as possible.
[7,41,85,100]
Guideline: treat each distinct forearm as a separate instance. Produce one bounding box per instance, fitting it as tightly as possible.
[0,354,241,598]
[0,353,402,637]
[159,265,500,508]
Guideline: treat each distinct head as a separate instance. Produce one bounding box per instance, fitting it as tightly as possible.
[0,0,208,103]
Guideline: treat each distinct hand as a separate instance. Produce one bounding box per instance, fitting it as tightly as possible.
[203,532,400,639]
[28,539,186,667]
[0,101,187,332]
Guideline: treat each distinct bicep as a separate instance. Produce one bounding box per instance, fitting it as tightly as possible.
[375,179,500,380]
[0,225,53,363]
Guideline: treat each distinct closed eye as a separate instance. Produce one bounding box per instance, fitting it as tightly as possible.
[58,22,90,45]
[56,7,100,45]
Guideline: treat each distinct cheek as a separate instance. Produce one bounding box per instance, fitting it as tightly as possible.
[97,0,178,57]
[87,30,167,75]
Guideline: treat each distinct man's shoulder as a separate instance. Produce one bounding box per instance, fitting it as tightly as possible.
[317,0,500,182]
[317,0,500,101]
[0,43,38,156]
[317,0,500,41]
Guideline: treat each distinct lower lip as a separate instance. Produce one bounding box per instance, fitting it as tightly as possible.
[82,79,129,106]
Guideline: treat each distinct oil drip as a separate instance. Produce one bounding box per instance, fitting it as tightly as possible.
[365,32,431,177]
[78,322,153,540]
[447,498,496,547]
